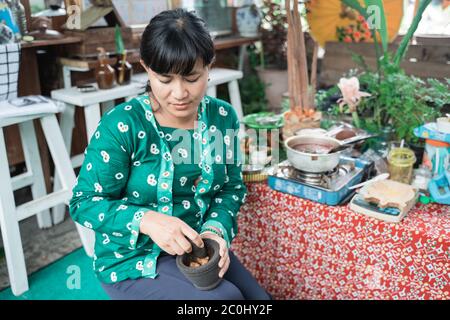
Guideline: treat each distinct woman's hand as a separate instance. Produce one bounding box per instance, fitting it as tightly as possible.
[140,211,204,256]
[200,231,230,278]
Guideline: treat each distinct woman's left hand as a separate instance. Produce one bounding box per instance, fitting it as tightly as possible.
[200,232,229,278]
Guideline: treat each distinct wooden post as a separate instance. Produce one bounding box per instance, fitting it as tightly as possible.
[309,41,319,108]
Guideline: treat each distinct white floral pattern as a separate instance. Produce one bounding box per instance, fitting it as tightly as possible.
[69,95,246,284]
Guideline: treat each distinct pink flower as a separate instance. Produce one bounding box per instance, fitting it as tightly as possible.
[337,77,371,112]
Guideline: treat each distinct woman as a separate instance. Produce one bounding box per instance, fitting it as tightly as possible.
[69,8,270,300]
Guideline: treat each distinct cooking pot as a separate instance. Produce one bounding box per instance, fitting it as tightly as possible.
[284,135,342,173]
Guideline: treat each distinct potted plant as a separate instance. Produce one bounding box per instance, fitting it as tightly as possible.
[317,0,449,155]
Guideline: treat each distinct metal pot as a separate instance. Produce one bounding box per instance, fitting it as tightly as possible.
[284,135,342,173]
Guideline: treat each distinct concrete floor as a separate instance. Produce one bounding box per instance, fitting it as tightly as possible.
[0,185,82,291]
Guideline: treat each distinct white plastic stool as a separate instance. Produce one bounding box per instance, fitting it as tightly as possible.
[50,82,147,258]
[207,68,244,132]
[0,97,89,296]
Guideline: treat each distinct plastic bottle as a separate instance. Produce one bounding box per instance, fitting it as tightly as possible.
[422,139,450,177]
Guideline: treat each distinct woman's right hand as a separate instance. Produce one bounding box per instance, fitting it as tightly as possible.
[139,211,204,256]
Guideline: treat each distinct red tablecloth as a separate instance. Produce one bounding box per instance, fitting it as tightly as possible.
[231,182,450,300]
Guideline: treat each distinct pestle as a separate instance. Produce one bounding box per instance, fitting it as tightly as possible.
[188,238,207,258]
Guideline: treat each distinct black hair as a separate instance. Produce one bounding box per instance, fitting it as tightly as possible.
[140,8,215,78]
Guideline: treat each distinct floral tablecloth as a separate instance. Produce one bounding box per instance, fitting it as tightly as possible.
[231,182,450,300]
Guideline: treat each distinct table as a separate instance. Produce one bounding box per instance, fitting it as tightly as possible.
[4,36,82,194]
[213,35,261,51]
[18,37,82,96]
[231,182,449,300]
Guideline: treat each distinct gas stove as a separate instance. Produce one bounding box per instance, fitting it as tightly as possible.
[267,156,373,205]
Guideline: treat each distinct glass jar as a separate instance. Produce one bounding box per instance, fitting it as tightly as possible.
[411,165,432,192]
[242,112,284,165]
[95,47,115,90]
[387,147,416,184]
[372,127,396,158]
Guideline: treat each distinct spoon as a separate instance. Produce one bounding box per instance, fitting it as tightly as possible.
[325,144,353,154]
[348,173,390,190]
[326,134,376,154]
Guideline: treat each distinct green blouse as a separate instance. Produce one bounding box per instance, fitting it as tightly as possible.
[69,95,247,284]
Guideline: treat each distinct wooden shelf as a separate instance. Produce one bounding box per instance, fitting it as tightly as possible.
[59,49,141,69]
[20,36,82,49]
[58,34,261,70]
[213,35,261,50]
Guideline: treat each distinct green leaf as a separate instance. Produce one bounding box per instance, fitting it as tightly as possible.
[364,0,388,53]
[393,0,432,66]
[351,52,370,72]
[115,25,125,55]
[342,0,367,18]
[342,0,382,72]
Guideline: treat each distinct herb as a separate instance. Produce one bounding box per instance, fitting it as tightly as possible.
[355,68,448,144]
[320,0,450,144]
[239,73,269,115]
[115,25,125,55]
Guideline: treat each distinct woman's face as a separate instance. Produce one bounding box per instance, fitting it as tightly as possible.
[141,59,209,123]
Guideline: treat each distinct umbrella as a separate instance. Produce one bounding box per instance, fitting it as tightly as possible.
[306,0,403,47]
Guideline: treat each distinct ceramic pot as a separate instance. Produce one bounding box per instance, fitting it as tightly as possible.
[236,1,261,37]
[255,66,288,112]
[176,238,221,290]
